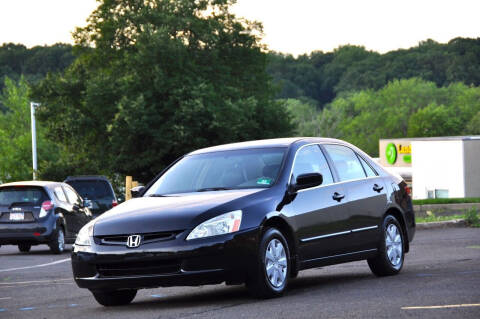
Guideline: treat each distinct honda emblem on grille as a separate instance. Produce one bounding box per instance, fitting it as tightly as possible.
[126,235,142,248]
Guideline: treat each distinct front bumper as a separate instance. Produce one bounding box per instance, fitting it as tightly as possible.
[72,227,260,291]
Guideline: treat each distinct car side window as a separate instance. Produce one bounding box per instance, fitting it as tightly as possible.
[323,144,366,182]
[54,187,67,202]
[357,154,377,177]
[292,145,334,186]
[63,186,82,206]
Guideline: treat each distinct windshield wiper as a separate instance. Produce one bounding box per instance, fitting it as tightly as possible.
[196,187,233,192]
[146,194,167,197]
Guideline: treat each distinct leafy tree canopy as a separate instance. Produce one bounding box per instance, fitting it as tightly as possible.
[32,0,293,183]
[0,77,59,182]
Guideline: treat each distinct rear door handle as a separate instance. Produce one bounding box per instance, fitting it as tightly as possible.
[332,192,345,202]
[373,184,384,193]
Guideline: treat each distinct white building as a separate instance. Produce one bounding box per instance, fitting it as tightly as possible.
[379,136,480,199]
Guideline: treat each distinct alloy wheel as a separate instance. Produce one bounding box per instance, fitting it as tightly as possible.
[385,224,402,267]
[265,239,287,288]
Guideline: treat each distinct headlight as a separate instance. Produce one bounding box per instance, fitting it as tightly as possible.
[75,220,95,246]
[186,210,242,240]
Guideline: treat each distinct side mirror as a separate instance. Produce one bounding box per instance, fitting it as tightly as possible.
[83,199,93,209]
[292,173,323,192]
[130,186,145,198]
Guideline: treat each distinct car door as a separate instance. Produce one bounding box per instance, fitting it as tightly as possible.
[53,186,76,237]
[279,144,351,261]
[323,144,387,252]
[63,185,91,236]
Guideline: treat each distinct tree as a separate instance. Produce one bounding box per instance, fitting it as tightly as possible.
[315,78,480,156]
[32,0,293,183]
[0,77,58,182]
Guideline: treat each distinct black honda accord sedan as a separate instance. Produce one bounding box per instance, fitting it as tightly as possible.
[72,138,415,306]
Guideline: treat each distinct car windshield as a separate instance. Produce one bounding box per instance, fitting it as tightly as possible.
[66,180,114,200]
[0,187,49,206]
[145,147,287,196]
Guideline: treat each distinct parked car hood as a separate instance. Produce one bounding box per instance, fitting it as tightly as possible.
[93,189,263,236]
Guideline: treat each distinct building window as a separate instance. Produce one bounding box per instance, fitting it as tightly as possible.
[435,189,449,199]
[427,190,434,199]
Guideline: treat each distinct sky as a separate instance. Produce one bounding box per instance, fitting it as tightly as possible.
[0,0,479,55]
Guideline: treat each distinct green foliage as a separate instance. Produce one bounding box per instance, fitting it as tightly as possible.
[268,37,480,107]
[465,207,480,227]
[0,77,59,182]
[412,198,480,205]
[314,78,480,156]
[32,0,293,183]
[283,98,320,136]
[415,213,466,224]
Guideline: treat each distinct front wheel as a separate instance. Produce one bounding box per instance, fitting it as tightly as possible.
[92,290,137,306]
[247,228,290,298]
[49,228,65,254]
[368,215,405,276]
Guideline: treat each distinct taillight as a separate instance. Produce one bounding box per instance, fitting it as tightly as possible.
[42,201,54,211]
[112,200,118,207]
[405,186,412,196]
[39,200,53,218]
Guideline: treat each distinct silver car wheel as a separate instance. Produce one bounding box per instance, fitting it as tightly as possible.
[265,238,287,288]
[58,229,65,252]
[385,224,402,267]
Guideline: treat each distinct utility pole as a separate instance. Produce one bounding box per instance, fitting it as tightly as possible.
[30,102,40,180]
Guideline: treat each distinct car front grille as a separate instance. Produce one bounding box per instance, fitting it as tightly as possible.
[94,231,182,246]
[96,259,181,277]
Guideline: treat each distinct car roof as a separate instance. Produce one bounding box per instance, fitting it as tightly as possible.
[188,137,349,155]
[64,175,110,182]
[0,181,63,188]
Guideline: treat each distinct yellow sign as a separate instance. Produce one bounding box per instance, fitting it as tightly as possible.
[398,144,411,154]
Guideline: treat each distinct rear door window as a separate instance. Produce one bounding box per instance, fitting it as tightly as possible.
[66,180,114,200]
[0,187,49,206]
[54,187,67,202]
[63,186,82,206]
[323,144,366,182]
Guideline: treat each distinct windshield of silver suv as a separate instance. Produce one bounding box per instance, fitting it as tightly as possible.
[145,148,287,196]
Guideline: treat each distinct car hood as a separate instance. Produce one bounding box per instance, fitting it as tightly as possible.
[93,189,263,236]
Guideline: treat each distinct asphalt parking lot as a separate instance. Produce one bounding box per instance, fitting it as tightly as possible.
[0,227,479,319]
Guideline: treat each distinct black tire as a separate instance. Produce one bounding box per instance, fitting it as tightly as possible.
[92,290,137,306]
[246,228,290,298]
[368,215,405,276]
[18,243,31,252]
[49,227,65,254]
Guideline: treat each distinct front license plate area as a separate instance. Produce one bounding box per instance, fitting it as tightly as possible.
[10,212,24,221]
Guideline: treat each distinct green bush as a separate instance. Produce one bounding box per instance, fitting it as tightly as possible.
[412,198,480,205]
[465,208,480,227]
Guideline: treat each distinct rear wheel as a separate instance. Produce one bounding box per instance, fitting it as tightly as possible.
[92,289,137,306]
[18,243,31,253]
[49,227,65,254]
[368,215,405,276]
[247,228,290,298]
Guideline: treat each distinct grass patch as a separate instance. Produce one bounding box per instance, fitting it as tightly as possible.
[416,214,465,223]
[415,207,480,227]
[413,198,480,205]
[465,207,480,227]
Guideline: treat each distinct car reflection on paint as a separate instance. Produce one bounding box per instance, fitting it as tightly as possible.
[71,138,415,306]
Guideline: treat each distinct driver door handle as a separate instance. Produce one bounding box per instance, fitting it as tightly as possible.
[373,184,384,193]
[332,192,345,202]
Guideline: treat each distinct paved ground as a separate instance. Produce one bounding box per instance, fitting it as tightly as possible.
[0,227,479,319]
